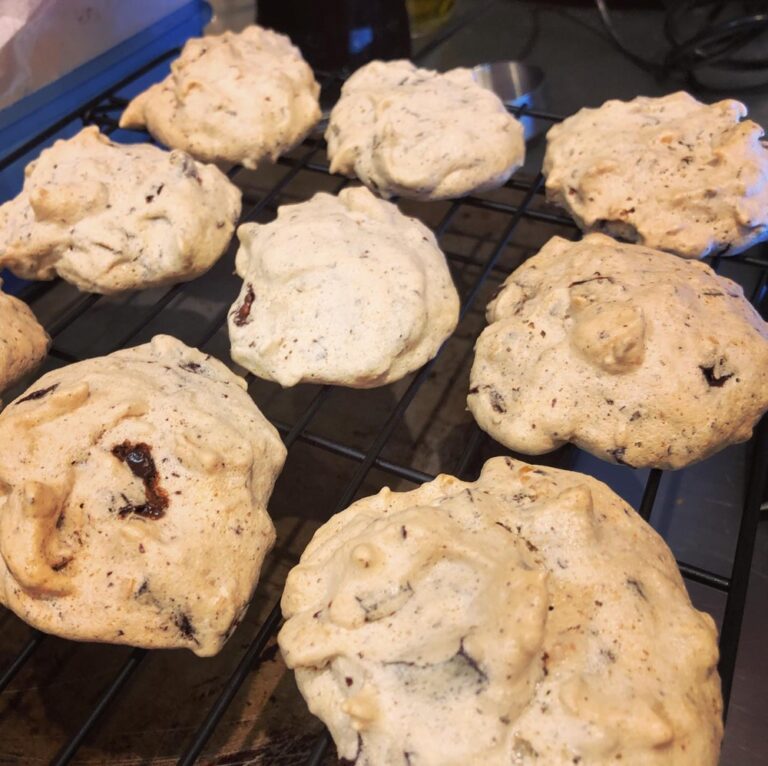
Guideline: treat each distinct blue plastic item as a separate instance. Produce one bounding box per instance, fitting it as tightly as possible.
[0,1,212,295]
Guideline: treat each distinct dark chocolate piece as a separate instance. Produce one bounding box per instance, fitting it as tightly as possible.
[111,442,169,519]
[568,274,615,288]
[609,447,634,467]
[233,284,255,326]
[626,578,647,600]
[175,612,197,640]
[456,638,488,684]
[489,388,506,414]
[700,365,733,387]
[15,384,59,405]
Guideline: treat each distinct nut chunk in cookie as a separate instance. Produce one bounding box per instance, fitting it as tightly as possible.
[0,335,286,656]
[0,279,49,401]
[228,187,459,387]
[0,127,241,294]
[279,457,722,766]
[543,92,768,259]
[326,59,525,200]
[468,234,768,469]
[120,25,321,169]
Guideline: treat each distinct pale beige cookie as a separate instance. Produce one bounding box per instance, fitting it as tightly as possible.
[279,456,722,766]
[0,279,49,399]
[0,126,241,294]
[543,92,768,259]
[228,187,459,387]
[0,335,286,656]
[468,234,768,469]
[326,60,525,200]
[120,25,321,169]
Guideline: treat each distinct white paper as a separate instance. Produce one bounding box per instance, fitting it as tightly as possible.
[0,0,189,111]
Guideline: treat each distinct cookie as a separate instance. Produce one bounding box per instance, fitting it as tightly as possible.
[468,233,768,469]
[543,92,768,259]
[0,335,286,656]
[279,456,722,766]
[326,60,525,200]
[120,25,321,169]
[228,187,460,387]
[0,280,49,399]
[0,127,241,294]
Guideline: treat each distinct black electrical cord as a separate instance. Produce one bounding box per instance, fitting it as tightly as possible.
[595,0,768,88]
[594,0,663,73]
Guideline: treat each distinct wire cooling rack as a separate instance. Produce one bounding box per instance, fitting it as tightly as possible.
[1,36,767,766]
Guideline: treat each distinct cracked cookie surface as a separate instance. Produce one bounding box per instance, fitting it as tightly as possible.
[326,60,525,200]
[279,457,722,765]
[0,126,241,294]
[0,335,285,656]
[228,187,459,387]
[120,25,321,169]
[468,234,768,469]
[543,91,768,259]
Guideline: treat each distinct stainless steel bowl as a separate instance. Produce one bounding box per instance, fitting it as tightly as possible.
[473,61,546,139]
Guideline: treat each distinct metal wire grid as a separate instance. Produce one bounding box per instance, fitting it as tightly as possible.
[0,47,766,766]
